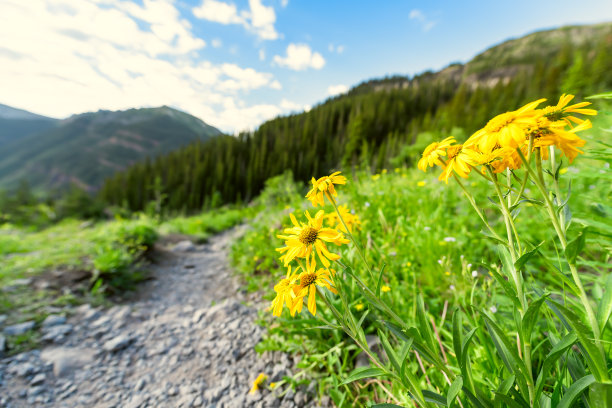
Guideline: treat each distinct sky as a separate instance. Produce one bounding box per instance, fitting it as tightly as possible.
[1,0,611,133]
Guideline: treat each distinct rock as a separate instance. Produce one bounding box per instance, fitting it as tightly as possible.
[3,321,35,336]
[0,334,5,356]
[103,335,132,352]
[41,347,95,378]
[14,362,37,377]
[192,309,206,324]
[294,391,307,407]
[42,314,66,327]
[30,373,46,386]
[135,377,146,391]
[42,324,73,342]
[172,240,196,252]
[0,314,7,326]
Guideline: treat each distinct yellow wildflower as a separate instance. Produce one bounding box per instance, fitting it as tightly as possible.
[418,136,456,171]
[542,94,597,126]
[249,373,267,394]
[559,168,568,175]
[270,266,299,317]
[371,174,380,180]
[326,205,361,233]
[438,144,477,183]
[355,303,364,311]
[381,285,391,293]
[406,262,412,267]
[291,256,337,316]
[417,181,426,187]
[305,171,347,207]
[466,99,545,153]
[534,119,591,163]
[276,210,349,267]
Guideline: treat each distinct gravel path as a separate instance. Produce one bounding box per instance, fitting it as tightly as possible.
[1,227,315,408]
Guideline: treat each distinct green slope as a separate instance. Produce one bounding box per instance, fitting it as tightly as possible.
[0,104,58,147]
[0,106,221,192]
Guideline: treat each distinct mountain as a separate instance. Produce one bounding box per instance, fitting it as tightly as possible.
[99,22,611,212]
[0,104,58,147]
[100,22,612,212]
[0,106,222,192]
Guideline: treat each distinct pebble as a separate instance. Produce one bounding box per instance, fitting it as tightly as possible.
[4,320,36,336]
[42,314,67,327]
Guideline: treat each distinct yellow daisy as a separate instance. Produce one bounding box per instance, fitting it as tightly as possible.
[465,99,545,153]
[534,119,591,163]
[438,144,477,183]
[291,256,337,316]
[276,210,349,267]
[249,373,268,394]
[305,171,347,207]
[418,136,456,171]
[325,205,361,233]
[270,266,299,317]
[541,94,597,126]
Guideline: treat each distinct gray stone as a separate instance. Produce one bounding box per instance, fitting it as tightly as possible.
[0,314,7,326]
[42,324,73,342]
[15,362,37,377]
[135,377,146,391]
[41,347,95,378]
[3,321,35,336]
[42,314,67,327]
[294,391,307,407]
[103,335,132,352]
[0,334,5,356]
[30,373,46,386]
[172,240,196,252]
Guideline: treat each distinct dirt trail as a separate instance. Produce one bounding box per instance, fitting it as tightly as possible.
[1,227,315,408]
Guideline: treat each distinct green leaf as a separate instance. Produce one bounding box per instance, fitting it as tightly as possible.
[416,294,437,352]
[534,333,578,398]
[586,92,612,99]
[379,330,401,374]
[452,310,463,365]
[514,241,544,271]
[494,375,516,408]
[494,393,529,408]
[548,300,607,381]
[447,376,463,407]
[478,261,521,309]
[371,404,406,408]
[521,294,548,345]
[597,273,612,335]
[565,229,587,265]
[340,367,387,386]
[375,263,386,297]
[557,375,596,408]
[423,390,447,406]
[481,311,531,398]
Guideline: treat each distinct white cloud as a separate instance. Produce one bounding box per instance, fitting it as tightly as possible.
[192,0,244,24]
[327,84,348,96]
[409,9,436,32]
[211,38,222,47]
[192,0,279,40]
[280,0,289,7]
[259,49,266,61]
[0,0,285,132]
[273,43,325,71]
[328,43,345,54]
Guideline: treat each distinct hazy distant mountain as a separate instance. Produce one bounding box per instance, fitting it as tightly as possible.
[0,104,58,147]
[0,106,222,192]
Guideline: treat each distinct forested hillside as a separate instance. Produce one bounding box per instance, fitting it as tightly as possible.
[0,106,221,192]
[0,104,57,147]
[100,23,612,212]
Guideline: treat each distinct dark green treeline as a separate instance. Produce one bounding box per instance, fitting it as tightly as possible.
[99,34,612,213]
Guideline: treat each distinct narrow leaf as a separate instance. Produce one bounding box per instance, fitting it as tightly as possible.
[565,229,587,265]
[514,241,544,271]
[597,273,612,335]
[557,375,596,408]
[340,367,386,385]
[423,390,447,406]
[447,376,463,407]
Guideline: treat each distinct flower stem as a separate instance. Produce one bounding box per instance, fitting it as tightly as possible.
[516,148,605,364]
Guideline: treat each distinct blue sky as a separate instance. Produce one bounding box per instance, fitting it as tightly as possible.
[1,0,611,132]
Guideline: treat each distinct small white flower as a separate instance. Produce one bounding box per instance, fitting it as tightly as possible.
[424,226,431,231]
[450,285,455,291]
[471,270,478,278]
[467,263,472,269]
[605,162,610,169]
[490,306,497,314]
[444,237,456,242]
[365,202,371,207]
[589,185,596,189]
[437,259,443,265]
[389,251,397,257]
